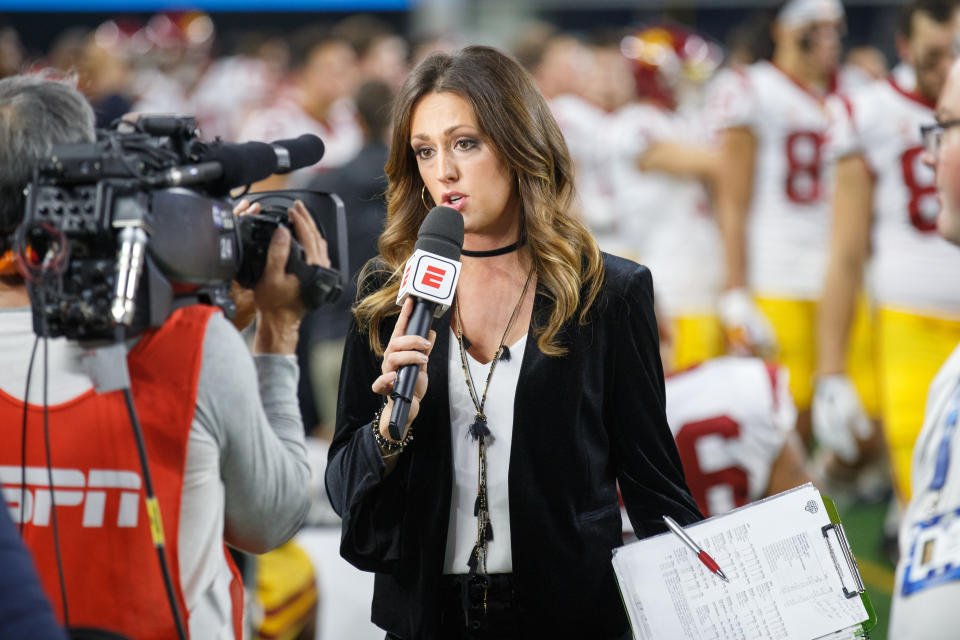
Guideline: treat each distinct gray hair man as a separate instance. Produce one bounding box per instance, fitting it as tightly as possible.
[0,73,95,286]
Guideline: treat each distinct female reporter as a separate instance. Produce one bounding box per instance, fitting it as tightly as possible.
[325,45,701,640]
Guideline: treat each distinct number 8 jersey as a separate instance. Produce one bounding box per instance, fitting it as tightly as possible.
[709,61,835,299]
[827,77,960,315]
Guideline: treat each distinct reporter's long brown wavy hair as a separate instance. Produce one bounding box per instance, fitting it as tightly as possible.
[355,45,603,356]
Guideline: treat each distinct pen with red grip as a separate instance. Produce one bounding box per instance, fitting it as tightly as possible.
[663,515,730,583]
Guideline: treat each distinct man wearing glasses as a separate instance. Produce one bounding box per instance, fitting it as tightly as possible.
[890,54,960,639]
[817,0,960,500]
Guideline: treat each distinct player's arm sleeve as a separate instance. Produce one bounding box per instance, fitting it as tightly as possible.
[608,265,704,537]
[194,313,310,553]
[825,94,865,162]
[706,68,758,132]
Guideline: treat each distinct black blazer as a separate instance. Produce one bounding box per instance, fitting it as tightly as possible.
[326,253,702,639]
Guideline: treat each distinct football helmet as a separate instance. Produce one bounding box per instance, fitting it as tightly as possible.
[621,24,723,110]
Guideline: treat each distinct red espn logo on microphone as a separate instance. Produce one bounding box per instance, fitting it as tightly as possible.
[410,254,457,301]
[421,265,446,289]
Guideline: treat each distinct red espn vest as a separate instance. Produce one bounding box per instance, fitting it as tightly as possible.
[0,305,243,639]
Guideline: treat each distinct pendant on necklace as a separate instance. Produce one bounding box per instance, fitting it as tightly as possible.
[469,413,491,440]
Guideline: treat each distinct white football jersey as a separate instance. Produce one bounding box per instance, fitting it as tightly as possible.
[606,102,722,316]
[550,94,619,251]
[827,78,960,317]
[709,61,835,299]
[664,357,797,517]
[237,91,363,181]
[891,341,960,639]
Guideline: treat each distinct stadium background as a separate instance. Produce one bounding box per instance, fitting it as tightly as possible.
[0,1,905,638]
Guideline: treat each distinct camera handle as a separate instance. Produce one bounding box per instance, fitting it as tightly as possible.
[283,237,342,310]
[111,226,149,327]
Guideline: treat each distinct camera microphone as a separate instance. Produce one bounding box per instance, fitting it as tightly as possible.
[163,135,327,195]
[271,135,325,174]
[194,141,280,195]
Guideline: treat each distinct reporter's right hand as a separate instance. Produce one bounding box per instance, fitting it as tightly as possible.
[371,297,437,441]
[812,374,872,463]
[717,288,776,358]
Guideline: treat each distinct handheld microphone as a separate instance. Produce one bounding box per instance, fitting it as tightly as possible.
[388,205,464,440]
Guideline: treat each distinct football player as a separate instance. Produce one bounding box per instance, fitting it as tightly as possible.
[817,0,960,499]
[623,313,810,531]
[609,25,726,370]
[709,0,878,441]
[664,354,810,518]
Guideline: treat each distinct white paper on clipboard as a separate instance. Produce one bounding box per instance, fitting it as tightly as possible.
[612,484,868,640]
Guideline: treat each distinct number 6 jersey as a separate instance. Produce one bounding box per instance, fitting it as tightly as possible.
[708,61,835,300]
[664,357,797,517]
[827,77,960,316]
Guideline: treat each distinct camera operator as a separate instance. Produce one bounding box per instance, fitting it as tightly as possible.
[0,72,320,639]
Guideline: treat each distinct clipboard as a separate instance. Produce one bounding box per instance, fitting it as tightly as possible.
[612,483,877,639]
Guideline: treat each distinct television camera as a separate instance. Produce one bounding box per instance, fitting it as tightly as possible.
[13,115,347,341]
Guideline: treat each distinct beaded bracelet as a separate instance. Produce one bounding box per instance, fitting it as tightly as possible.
[372,402,414,453]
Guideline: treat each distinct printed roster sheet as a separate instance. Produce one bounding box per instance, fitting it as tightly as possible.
[612,484,868,640]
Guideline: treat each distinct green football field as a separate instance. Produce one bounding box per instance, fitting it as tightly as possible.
[834,498,896,639]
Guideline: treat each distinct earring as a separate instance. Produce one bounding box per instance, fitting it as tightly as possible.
[421,185,431,211]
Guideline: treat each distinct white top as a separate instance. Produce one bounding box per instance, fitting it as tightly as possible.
[826,78,960,317]
[708,61,835,299]
[606,101,723,315]
[444,328,527,575]
[891,342,960,638]
[0,307,309,640]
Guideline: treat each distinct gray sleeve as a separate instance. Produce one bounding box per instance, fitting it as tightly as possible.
[193,313,311,553]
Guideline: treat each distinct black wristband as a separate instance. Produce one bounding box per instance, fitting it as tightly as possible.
[372,401,414,452]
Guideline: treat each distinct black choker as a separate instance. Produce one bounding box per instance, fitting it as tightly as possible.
[460,240,523,258]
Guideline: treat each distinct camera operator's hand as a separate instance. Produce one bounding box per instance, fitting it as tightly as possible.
[253,199,330,355]
[288,199,331,270]
[230,199,262,331]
